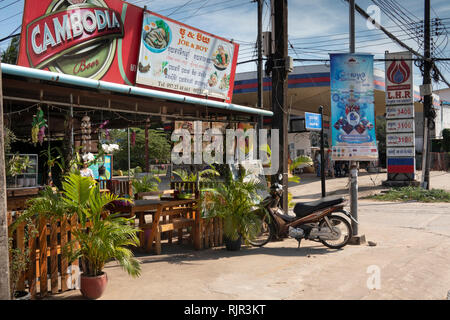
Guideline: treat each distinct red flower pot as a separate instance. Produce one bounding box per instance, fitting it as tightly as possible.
[80,272,108,299]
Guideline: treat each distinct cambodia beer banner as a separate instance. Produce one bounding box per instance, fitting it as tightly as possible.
[330,53,378,161]
[17,0,143,85]
[135,11,239,102]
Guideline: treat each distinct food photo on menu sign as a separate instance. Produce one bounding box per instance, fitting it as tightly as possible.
[135,11,239,102]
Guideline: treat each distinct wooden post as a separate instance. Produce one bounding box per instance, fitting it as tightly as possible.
[0,61,11,299]
[50,220,58,294]
[60,218,68,292]
[39,217,48,297]
[28,223,37,299]
[70,215,79,289]
[16,221,26,291]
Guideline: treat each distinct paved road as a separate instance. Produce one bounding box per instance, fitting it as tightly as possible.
[51,171,450,300]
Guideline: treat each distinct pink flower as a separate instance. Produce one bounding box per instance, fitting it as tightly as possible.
[38,126,45,145]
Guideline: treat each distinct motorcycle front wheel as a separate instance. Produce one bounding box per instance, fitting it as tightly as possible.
[249,214,273,247]
[319,215,352,249]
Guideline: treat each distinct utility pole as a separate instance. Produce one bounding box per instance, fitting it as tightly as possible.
[0,61,11,299]
[257,0,264,138]
[271,0,289,212]
[348,0,364,244]
[349,0,355,53]
[421,0,432,190]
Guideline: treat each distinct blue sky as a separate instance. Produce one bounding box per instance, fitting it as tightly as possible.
[1,0,450,90]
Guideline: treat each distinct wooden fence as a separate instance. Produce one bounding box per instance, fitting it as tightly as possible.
[6,180,224,299]
[199,217,224,249]
[7,211,84,299]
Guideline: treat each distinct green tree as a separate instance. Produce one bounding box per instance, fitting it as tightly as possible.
[1,36,20,64]
[106,128,171,171]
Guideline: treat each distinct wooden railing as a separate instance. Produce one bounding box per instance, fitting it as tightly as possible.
[7,211,86,299]
[97,179,133,198]
[170,181,219,198]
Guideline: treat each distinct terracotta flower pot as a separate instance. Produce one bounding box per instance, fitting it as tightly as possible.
[80,272,108,299]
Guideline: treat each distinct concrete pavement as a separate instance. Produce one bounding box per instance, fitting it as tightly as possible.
[49,170,450,300]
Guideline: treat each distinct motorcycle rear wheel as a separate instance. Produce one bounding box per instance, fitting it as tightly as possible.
[249,214,273,247]
[319,215,352,249]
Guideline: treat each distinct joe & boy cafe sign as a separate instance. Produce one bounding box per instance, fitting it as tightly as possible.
[17,0,239,102]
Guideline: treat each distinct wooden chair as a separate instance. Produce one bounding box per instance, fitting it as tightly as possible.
[134,190,176,240]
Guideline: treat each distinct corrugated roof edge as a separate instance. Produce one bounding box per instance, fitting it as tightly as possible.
[1,63,273,117]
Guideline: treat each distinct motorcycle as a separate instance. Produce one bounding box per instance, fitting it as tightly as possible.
[249,180,357,249]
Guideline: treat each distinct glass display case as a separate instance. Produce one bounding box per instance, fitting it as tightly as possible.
[6,154,39,188]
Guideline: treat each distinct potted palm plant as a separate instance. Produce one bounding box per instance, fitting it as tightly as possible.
[61,173,141,299]
[201,169,267,251]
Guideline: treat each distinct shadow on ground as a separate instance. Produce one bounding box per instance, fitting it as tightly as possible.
[127,240,342,267]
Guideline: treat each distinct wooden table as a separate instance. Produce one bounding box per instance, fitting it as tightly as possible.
[130,198,199,254]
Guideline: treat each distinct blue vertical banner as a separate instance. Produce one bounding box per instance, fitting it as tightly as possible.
[330,53,378,161]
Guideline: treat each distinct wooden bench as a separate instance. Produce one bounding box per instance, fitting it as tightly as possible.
[137,201,197,255]
[141,216,195,255]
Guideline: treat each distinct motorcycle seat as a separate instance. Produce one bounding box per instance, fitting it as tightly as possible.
[278,213,296,222]
[293,195,344,218]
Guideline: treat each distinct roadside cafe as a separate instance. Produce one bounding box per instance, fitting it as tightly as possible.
[2,0,272,299]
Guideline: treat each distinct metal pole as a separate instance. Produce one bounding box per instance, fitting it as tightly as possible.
[421,0,432,190]
[127,127,131,180]
[349,0,360,239]
[70,95,74,156]
[0,61,11,299]
[319,106,326,197]
[145,119,149,173]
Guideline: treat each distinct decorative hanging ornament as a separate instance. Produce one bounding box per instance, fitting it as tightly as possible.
[81,116,92,152]
[31,107,47,145]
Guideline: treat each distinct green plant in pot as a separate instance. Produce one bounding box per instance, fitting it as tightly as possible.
[61,173,141,299]
[7,155,31,187]
[173,166,220,199]
[132,173,161,199]
[201,170,267,251]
